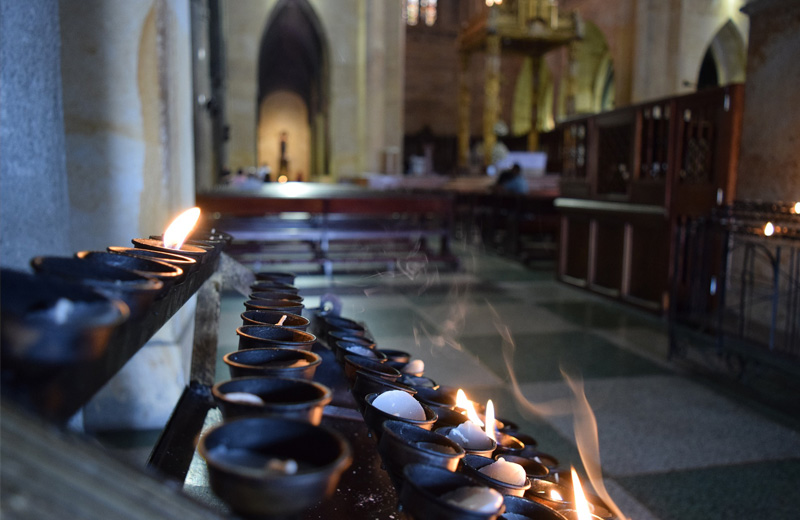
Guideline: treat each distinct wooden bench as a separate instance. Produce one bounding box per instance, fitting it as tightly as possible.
[196,183,460,275]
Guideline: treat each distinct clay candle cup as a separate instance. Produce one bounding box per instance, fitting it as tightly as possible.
[223,347,322,380]
[240,309,310,330]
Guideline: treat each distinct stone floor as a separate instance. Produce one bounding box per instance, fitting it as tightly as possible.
[214,247,799,520]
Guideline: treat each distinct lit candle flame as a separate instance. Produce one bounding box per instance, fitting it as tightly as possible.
[571,467,593,520]
[163,207,201,249]
[794,202,800,214]
[455,389,484,427]
[485,399,496,443]
[764,221,775,237]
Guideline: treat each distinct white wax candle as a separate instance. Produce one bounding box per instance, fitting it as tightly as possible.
[401,359,425,375]
[372,390,426,421]
[446,421,494,450]
[478,457,527,486]
[224,392,265,405]
[441,486,503,513]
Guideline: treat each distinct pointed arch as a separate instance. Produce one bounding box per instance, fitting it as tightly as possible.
[257,0,329,179]
[698,19,747,88]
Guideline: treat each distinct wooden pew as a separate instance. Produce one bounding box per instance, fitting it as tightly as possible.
[196,183,459,274]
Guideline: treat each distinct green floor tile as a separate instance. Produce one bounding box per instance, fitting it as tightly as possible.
[540,300,666,330]
[460,330,669,383]
[616,459,800,520]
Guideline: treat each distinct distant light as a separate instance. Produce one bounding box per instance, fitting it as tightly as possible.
[764,222,774,237]
[794,202,800,214]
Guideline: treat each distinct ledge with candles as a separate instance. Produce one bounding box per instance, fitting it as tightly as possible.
[1,207,623,520]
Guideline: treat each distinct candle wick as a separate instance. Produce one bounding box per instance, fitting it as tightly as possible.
[276,314,287,326]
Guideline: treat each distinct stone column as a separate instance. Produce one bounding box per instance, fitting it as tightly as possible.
[58,0,198,432]
[736,0,800,201]
[483,34,501,166]
[0,0,71,269]
[528,54,542,151]
[457,51,472,170]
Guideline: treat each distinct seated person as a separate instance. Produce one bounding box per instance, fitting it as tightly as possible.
[494,163,527,194]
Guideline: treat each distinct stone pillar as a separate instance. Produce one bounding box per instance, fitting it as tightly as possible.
[483,34,501,166]
[0,0,71,269]
[457,51,472,170]
[736,0,800,201]
[58,0,198,432]
[528,54,542,152]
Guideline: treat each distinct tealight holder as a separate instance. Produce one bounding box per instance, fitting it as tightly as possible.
[30,256,163,319]
[327,329,376,349]
[223,347,322,380]
[249,290,304,303]
[506,431,539,449]
[378,420,466,489]
[527,477,618,519]
[525,479,573,510]
[399,463,505,520]
[243,298,305,314]
[212,376,332,425]
[399,374,439,389]
[429,403,471,429]
[1,268,129,365]
[149,234,222,255]
[318,314,367,345]
[107,246,198,277]
[333,340,386,365]
[132,238,209,264]
[76,251,185,291]
[351,370,417,413]
[190,228,233,246]
[342,354,401,386]
[236,325,316,351]
[199,416,351,519]
[461,454,532,498]
[250,280,300,293]
[379,349,413,371]
[240,309,310,331]
[494,455,549,481]
[518,449,560,470]
[414,386,459,409]
[503,495,570,520]
[435,425,497,458]
[493,432,526,457]
[254,271,296,284]
[363,392,437,442]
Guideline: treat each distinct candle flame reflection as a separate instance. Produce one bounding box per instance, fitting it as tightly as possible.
[550,489,564,501]
[163,207,201,250]
[571,467,593,520]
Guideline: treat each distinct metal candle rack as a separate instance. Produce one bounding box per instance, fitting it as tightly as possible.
[1,234,612,520]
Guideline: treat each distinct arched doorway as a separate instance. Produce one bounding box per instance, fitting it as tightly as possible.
[257,0,328,181]
[697,19,747,90]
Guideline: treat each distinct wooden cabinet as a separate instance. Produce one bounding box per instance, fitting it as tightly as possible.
[555,85,743,312]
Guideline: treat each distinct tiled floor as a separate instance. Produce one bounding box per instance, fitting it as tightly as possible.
[222,247,800,520]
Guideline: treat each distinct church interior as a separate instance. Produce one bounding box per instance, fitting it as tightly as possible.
[1,1,799,519]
